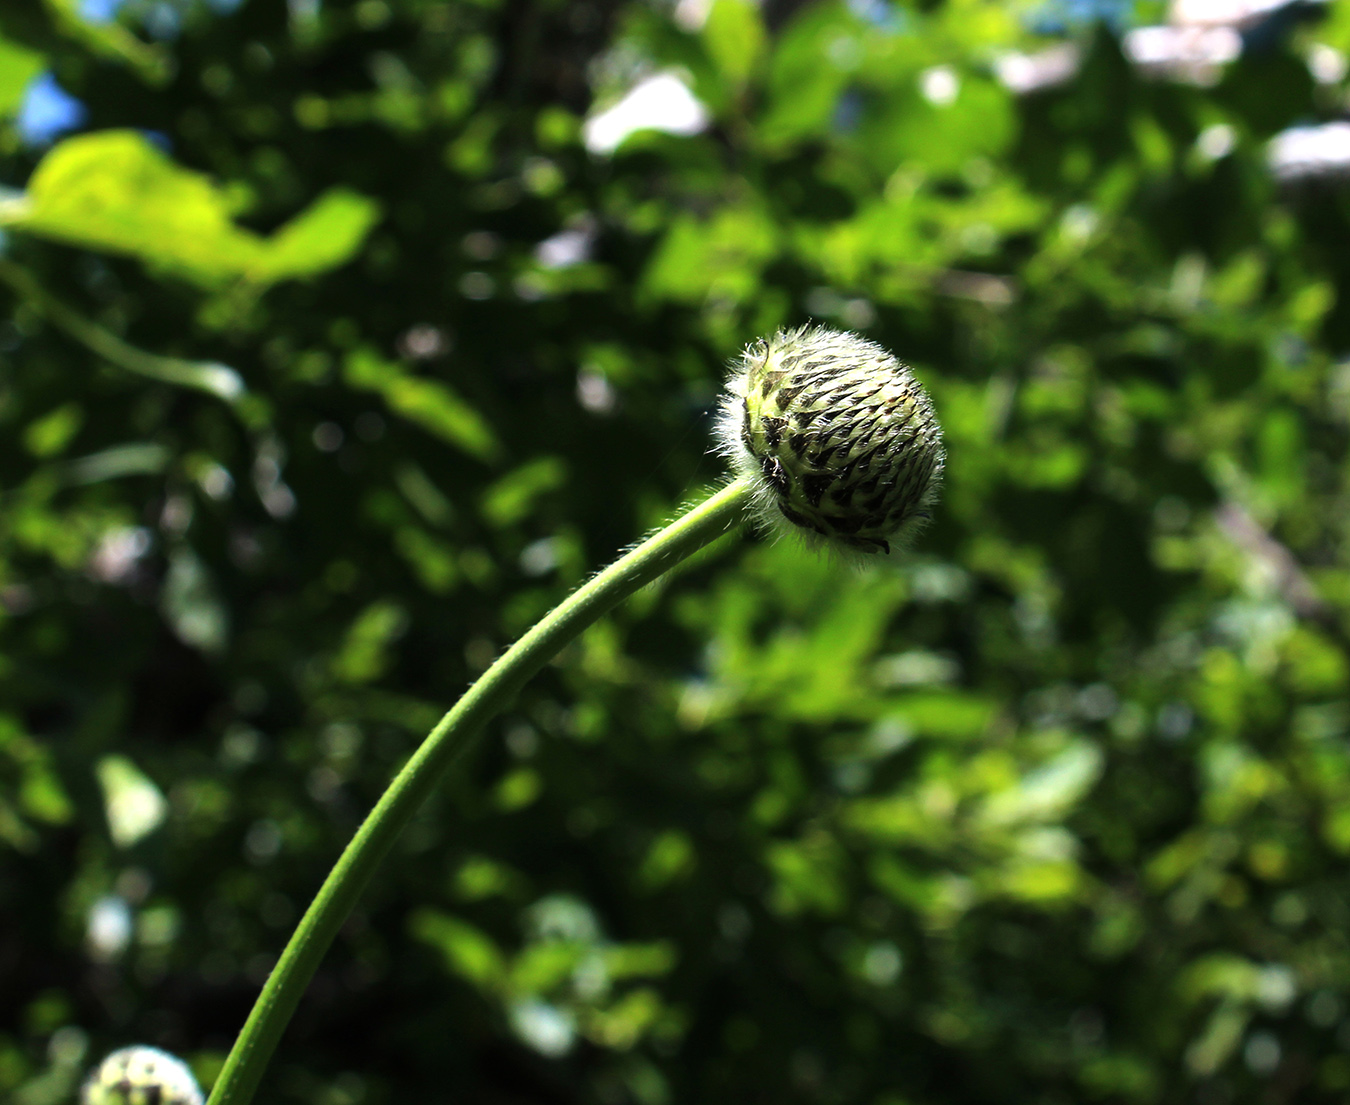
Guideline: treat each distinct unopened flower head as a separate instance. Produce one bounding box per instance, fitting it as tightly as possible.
[82,1046,204,1105]
[718,326,944,555]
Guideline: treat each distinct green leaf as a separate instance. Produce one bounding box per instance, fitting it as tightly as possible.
[0,35,43,119]
[251,189,385,284]
[494,767,542,811]
[344,348,500,462]
[23,402,83,458]
[41,0,171,84]
[332,600,408,685]
[481,458,567,526]
[759,2,857,149]
[856,74,1015,176]
[0,130,380,289]
[0,715,73,838]
[636,830,696,891]
[979,741,1105,827]
[411,910,506,992]
[602,942,677,979]
[64,442,170,484]
[641,204,777,305]
[511,942,587,993]
[765,834,847,916]
[703,0,765,90]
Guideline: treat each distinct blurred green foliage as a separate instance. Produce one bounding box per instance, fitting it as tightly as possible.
[3,0,1350,1102]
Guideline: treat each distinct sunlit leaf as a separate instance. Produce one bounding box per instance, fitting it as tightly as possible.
[411,910,506,991]
[344,348,500,461]
[0,130,379,288]
[0,35,44,119]
[702,0,765,91]
[96,755,167,848]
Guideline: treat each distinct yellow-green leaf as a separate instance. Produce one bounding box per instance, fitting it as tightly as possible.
[345,347,500,462]
[411,909,506,991]
[703,0,766,89]
[0,35,44,118]
[42,0,170,84]
[481,458,566,526]
[0,130,379,289]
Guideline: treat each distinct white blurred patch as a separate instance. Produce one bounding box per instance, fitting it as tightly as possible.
[584,72,710,154]
[827,34,863,71]
[803,287,876,328]
[198,463,234,500]
[536,217,597,269]
[1060,204,1099,243]
[937,270,1016,306]
[526,894,601,943]
[519,537,560,576]
[197,363,246,401]
[1123,25,1241,84]
[509,999,576,1057]
[873,650,960,688]
[160,493,193,536]
[245,818,283,863]
[1195,122,1236,161]
[994,44,1081,94]
[87,895,133,960]
[919,65,959,106]
[862,941,903,986]
[1255,964,1297,1010]
[398,323,451,360]
[909,562,973,603]
[162,548,228,654]
[1077,682,1119,721]
[673,0,711,31]
[97,755,167,848]
[576,368,617,414]
[1308,43,1347,84]
[253,438,296,519]
[1244,1031,1281,1074]
[89,526,152,584]
[1268,121,1350,181]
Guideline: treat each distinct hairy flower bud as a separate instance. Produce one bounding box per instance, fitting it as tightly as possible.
[82,1047,203,1105]
[717,326,944,555]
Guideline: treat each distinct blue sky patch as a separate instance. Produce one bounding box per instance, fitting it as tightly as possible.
[18,73,88,146]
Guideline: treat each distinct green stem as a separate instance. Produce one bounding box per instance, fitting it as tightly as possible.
[206,478,753,1105]
[0,259,245,402]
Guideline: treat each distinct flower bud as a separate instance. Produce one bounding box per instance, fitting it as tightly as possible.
[717,326,944,555]
[82,1046,204,1105]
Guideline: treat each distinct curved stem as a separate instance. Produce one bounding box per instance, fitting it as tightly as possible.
[206,478,752,1105]
[0,260,245,402]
